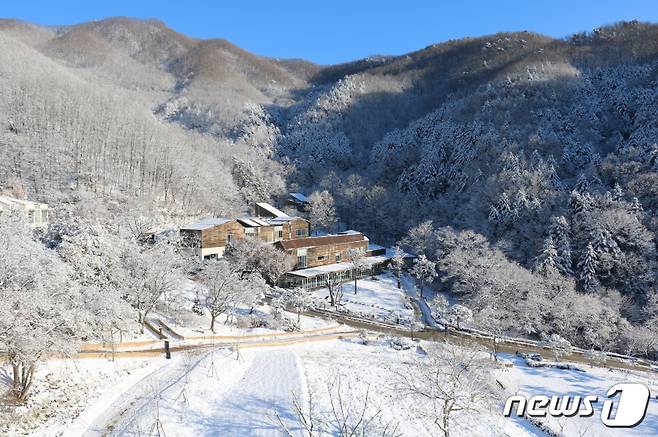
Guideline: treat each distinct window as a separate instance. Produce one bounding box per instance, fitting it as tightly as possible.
[335,253,341,262]
[296,228,307,237]
[244,227,256,238]
[297,248,308,268]
[317,255,326,261]
[275,226,283,241]
[227,234,234,244]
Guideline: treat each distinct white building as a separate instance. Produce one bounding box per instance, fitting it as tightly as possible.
[0,195,49,227]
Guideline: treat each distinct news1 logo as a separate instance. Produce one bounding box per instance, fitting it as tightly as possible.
[504,383,652,428]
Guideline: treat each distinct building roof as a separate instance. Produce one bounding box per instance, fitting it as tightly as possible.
[180,218,231,231]
[237,218,261,227]
[0,195,48,209]
[255,202,288,218]
[277,233,367,250]
[289,192,308,203]
[287,255,390,278]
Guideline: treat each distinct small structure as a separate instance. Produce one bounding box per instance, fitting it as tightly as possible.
[286,192,309,211]
[0,195,49,227]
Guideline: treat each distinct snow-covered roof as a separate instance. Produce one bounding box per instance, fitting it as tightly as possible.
[287,255,391,278]
[255,202,288,218]
[0,195,48,209]
[289,192,308,203]
[337,230,361,235]
[277,233,366,250]
[251,218,270,226]
[368,243,385,251]
[181,218,231,231]
[237,218,261,227]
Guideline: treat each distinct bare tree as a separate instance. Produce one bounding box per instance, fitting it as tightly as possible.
[198,261,267,332]
[122,242,184,332]
[276,374,401,437]
[389,246,405,289]
[324,272,344,307]
[392,343,501,437]
[346,248,366,295]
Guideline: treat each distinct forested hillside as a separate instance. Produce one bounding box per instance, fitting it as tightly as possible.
[0,17,656,352]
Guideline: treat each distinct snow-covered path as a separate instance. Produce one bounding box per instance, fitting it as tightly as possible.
[194,349,304,436]
[81,348,305,436]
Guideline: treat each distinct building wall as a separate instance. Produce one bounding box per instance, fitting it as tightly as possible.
[282,239,368,269]
[285,218,310,240]
[201,220,245,248]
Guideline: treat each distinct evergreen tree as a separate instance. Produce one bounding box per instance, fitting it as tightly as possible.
[630,197,644,214]
[578,242,599,293]
[569,190,590,216]
[574,174,590,194]
[548,216,573,274]
[533,236,559,275]
[611,182,624,201]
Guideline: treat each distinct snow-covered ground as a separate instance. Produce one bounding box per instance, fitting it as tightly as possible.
[313,273,416,324]
[498,354,658,437]
[4,338,658,436]
[0,357,167,436]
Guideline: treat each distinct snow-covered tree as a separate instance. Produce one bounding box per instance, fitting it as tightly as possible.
[389,246,406,289]
[224,238,294,285]
[611,182,624,201]
[428,295,449,323]
[411,254,437,299]
[393,343,501,437]
[539,333,572,362]
[533,236,560,275]
[446,304,473,330]
[280,287,316,323]
[122,242,184,331]
[0,216,108,401]
[346,248,366,294]
[307,190,337,234]
[198,260,267,332]
[324,272,343,307]
[548,216,573,274]
[578,242,599,293]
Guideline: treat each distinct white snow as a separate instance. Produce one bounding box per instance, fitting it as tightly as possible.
[313,273,415,323]
[497,354,658,437]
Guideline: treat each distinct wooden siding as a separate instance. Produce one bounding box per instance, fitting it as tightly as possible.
[199,220,245,248]
[277,239,368,269]
[181,217,312,261]
[285,218,310,240]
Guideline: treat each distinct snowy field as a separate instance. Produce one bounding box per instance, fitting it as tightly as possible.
[0,357,166,436]
[3,338,658,436]
[499,354,658,437]
[313,273,416,324]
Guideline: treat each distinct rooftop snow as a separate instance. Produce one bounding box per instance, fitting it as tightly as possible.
[287,254,391,278]
[277,233,366,250]
[237,218,261,227]
[289,192,308,202]
[180,218,231,231]
[255,202,288,218]
[0,195,47,208]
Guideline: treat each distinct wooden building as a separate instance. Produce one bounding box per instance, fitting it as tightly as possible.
[180,203,310,260]
[274,232,369,270]
[180,218,243,259]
